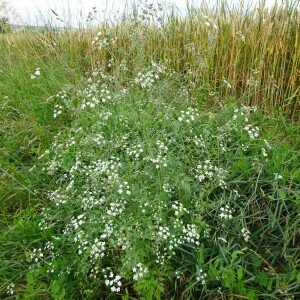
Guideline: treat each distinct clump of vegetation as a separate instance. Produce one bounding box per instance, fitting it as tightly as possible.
[0,17,10,33]
[0,1,299,299]
[0,1,21,33]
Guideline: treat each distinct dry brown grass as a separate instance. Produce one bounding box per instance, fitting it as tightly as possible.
[1,0,299,117]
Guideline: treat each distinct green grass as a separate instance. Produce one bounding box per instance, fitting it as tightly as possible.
[0,1,299,299]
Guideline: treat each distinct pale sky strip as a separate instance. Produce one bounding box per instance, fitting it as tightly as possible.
[5,0,282,27]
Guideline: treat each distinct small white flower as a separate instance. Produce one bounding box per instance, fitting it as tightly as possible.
[218,237,227,243]
[6,283,15,295]
[241,228,250,242]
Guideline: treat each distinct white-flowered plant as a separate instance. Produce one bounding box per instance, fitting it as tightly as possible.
[92,31,117,50]
[196,269,207,285]
[163,183,174,193]
[244,124,259,139]
[219,205,233,220]
[104,269,122,293]
[132,263,149,281]
[134,61,168,89]
[31,67,41,79]
[23,71,286,299]
[126,144,144,160]
[144,139,169,169]
[274,173,283,180]
[178,107,199,123]
[195,160,228,188]
[6,283,15,295]
[241,228,250,242]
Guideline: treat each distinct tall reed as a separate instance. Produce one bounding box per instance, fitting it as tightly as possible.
[0,0,299,117]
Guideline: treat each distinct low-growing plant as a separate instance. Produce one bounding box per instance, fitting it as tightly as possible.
[2,65,298,298]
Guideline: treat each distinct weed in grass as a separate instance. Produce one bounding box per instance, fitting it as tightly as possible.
[1,66,295,298]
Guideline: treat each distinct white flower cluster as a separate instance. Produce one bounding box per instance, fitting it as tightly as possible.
[147,153,168,169]
[44,241,54,251]
[163,183,174,193]
[53,104,64,118]
[204,15,218,30]
[106,200,127,217]
[175,270,183,279]
[92,31,117,50]
[90,265,99,279]
[6,283,15,295]
[134,61,166,89]
[246,69,260,89]
[30,248,44,264]
[79,86,112,109]
[132,263,149,281]
[71,214,86,230]
[81,194,105,210]
[100,219,115,239]
[89,238,105,262]
[241,228,250,242]
[244,124,259,139]
[154,222,201,256]
[75,232,89,255]
[98,110,113,122]
[151,61,167,74]
[171,201,189,216]
[222,77,232,89]
[219,205,233,220]
[264,139,272,149]
[99,88,112,103]
[138,201,150,214]
[48,189,68,206]
[155,247,171,265]
[116,235,130,250]
[126,144,144,160]
[90,132,105,145]
[157,226,170,240]
[144,140,168,169]
[220,142,226,152]
[193,135,206,148]
[156,140,168,152]
[83,158,121,184]
[104,270,122,293]
[31,67,41,79]
[195,160,227,188]
[135,71,159,89]
[38,208,51,230]
[182,224,200,246]
[48,86,72,117]
[184,43,195,53]
[80,97,99,109]
[117,181,131,195]
[232,105,257,122]
[262,147,268,157]
[178,107,199,123]
[196,269,207,284]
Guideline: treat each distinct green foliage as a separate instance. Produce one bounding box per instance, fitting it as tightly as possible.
[2,68,298,298]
